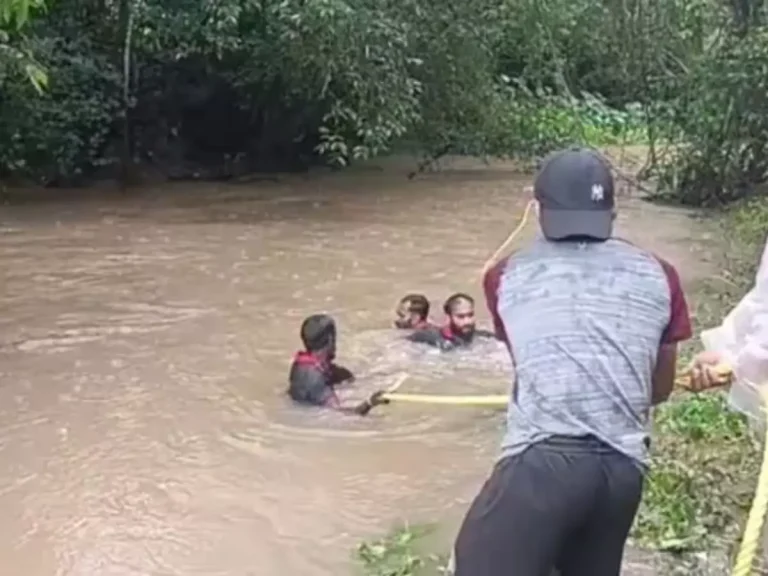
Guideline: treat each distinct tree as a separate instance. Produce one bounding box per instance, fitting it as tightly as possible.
[0,0,47,93]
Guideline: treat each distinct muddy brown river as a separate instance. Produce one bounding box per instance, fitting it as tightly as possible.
[0,157,713,576]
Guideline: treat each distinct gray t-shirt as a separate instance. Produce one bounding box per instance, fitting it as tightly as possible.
[483,238,692,467]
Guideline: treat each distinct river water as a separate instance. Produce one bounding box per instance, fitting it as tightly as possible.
[0,158,710,576]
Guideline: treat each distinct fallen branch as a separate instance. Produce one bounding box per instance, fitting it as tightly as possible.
[591,146,656,197]
[407,144,452,180]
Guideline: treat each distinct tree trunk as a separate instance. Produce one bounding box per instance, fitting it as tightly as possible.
[117,0,136,189]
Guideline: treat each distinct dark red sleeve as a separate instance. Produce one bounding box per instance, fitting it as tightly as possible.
[482,258,509,345]
[656,256,693,345]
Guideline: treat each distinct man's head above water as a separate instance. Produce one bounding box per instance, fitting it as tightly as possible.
[443,293,476,337]
[394,293,430,329]
[533,147,617,242]
[300,314,337,359]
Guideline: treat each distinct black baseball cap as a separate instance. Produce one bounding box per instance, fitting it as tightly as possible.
[533,147,615,240]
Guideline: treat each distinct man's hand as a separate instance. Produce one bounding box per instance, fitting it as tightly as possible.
[352,391,390,416]
[369,390,390,407]
[687,350,732,392]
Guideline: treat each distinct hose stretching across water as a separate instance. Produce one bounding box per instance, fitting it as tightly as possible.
[381,192,768,575]
[381,393,508,406]
[380,372,727,407]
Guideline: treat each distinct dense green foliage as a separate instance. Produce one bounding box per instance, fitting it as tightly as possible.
[1,0,768,199]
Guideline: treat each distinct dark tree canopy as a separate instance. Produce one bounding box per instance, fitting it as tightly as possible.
[0,0,767,205]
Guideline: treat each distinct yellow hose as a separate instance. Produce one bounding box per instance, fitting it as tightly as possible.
[381,392,508,406]
[731,385,768,576]
[481,197,535,275]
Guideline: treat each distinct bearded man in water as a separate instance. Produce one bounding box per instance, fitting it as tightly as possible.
[408,293,495,351]
[453,147,692,576]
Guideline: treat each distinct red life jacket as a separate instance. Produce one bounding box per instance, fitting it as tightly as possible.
[440,324,458,341]
[292,351,330,375]
[290,350,339,404]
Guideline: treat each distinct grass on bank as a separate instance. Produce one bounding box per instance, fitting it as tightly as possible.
[356,198,768,575]
[631,197,768,557]
[356,524,447,576]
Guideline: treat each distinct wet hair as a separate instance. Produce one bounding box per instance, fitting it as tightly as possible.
[300,314,337,352]
[443,293,474,315]
[399,293,430,320]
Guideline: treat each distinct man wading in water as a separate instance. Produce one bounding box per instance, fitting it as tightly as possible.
[408,293,495,351]
[453,148,692,576]
[288,314,388,415]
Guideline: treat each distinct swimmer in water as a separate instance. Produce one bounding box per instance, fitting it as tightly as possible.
[394,293,433,330]
[287,314,387,415]
[408,293,496,351]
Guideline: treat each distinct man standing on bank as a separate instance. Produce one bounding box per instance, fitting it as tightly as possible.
[453,147,692,576]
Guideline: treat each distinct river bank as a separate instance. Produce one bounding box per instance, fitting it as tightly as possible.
[355,196,768,576]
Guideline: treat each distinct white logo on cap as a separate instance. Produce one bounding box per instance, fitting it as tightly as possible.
[591,184,604,202]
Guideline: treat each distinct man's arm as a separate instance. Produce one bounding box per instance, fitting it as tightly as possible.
[324,393,374,415]
[652,258,693,405]
[482,259,510,346]
[406,328,442,347]
[483,257,518,401]
[653,345,679,405]
[293,370,370,415]
[328,364,355,386]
